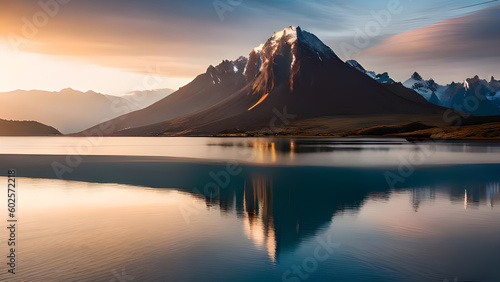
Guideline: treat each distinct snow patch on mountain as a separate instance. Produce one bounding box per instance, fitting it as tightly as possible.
[402,72,445,105]
[346,60,394,82]
[247,26,337,75]
[271,26,297,45]
[207,56,247,85]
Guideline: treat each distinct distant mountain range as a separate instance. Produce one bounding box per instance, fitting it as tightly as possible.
[346,60,500,116]
[0,88,174,134]
[402,73,500,116]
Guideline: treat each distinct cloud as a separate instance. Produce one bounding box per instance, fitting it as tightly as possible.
[0,0,498,87]
[0,0,257,77]
[353,5,500,83]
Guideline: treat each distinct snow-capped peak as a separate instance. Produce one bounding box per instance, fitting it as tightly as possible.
[206,57,248,85]
[245,26,342,93]
[250,26,336,59]
[271,26,298,45]
[253,43,264,53]
[346,60,391,82]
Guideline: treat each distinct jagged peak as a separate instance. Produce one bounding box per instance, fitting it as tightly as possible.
[251,26,336,60]
[205,57,248,85]
[270,26,299,45]
[206,57,248,75]
[253,43,264,53]
[376,72,390,79]
[411,72,423,81]
[465,75,482,86]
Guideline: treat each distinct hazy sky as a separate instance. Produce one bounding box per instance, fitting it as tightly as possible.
[0,0,498,94]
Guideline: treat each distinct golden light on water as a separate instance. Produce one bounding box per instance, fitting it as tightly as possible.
[271,142,276,163]
[242,176,277,263]
[465,189,468,210]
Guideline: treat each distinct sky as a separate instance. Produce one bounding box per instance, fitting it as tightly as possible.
[0,0,498,94]
[354,4,500,84]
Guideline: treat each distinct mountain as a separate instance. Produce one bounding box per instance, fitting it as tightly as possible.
[400,73,500,115]
[447,76,500,116]
[346,60,376,79]
[346,60,395,83]
[487,77,500,107]
[0,88,173,134]
[402,72,445,106]
[0,118,61,136]
[343,61,500,116]
[375,72,395,84]
[490,76,500,92]
[82,26,448,137]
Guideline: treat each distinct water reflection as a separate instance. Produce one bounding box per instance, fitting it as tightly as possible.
[463,182,500,209]
[410,187,436,212]
[176,168,500,262]
[242,176,276,262]
[5,153,500,254]
[2,171,500,281]
[408,183,500,211]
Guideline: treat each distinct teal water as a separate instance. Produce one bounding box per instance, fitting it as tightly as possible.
[0,137,500,281]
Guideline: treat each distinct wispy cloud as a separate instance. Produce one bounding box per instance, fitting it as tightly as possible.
[354,5,500,84]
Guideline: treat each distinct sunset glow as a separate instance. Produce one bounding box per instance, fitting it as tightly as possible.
[1,0,498,94]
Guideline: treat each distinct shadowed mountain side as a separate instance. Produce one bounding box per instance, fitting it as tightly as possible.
[0,119,61,136]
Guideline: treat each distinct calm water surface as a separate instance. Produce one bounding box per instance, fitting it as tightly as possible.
[0,137,499,281]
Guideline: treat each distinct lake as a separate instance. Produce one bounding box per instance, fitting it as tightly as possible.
[0,137,500,281]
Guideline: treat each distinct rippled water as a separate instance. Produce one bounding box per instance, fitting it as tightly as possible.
[0,137,500,281]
